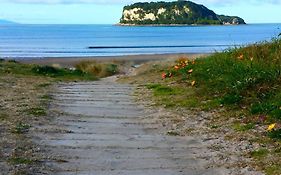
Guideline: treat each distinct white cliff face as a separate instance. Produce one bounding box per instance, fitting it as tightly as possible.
[122,8,142,21]
[174,9,180,15]
[144,13,156,21]
[184,6,190,13]
[122,8,157,21]
[157,8,166,14]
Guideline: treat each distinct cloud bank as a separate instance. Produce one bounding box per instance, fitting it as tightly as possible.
[0,0,280,5]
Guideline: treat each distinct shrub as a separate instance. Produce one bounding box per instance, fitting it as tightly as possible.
[75,61,119,78]
[32,65,59,75]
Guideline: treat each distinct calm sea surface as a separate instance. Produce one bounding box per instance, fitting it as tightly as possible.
[0,24,280,59]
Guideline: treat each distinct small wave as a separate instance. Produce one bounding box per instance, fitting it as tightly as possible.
[88,44,232,49]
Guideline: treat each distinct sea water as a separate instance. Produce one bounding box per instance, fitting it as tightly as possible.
[0,24,280,59]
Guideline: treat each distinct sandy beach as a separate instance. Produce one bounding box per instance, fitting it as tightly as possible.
[20,53,209,67]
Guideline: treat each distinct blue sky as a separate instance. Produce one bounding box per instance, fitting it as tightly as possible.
[0,0,280,24]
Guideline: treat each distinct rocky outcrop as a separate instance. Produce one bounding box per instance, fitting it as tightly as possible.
[119,1,246,25]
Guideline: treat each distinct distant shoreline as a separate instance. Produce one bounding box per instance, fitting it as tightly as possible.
[116,23,246,27]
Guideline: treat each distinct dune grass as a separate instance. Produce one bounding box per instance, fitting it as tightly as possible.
[0,60,97,81]
[75,60,119,78]
[143,38,281,175]
[156,38,281,124]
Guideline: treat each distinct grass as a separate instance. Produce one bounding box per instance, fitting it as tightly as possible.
[139,38,281,175]
[12,122,31,134]
[146,83,198,108]
[0,60,97,81]
[154,38,281,126]
[232,122,255,132]
[251,149,269,158]
[27,107,47,117]
[8,157,34,165]
[75,60,119,78]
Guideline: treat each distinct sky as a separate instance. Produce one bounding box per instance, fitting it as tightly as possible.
[0,0,280,24]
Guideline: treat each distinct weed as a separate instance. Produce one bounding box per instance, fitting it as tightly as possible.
[12,122,30,134]
[41,94,52,100]
[7,60,18,63]
[8,157,33,165]
[75,61,119,78]
[28,107,46,116]
[265,165,281,175]
[251,103,277,115]
[251,149,269,158]
[37,83,52,88]
[232,123,255,132]
[146,83,161,89]
[268,129,281,140]
[167,130,180,136]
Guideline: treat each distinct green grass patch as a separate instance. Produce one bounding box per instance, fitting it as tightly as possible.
[232,122,255,132]
[0,60,96,81]
[8,157,34,165]
[27,107,47,116]
[75,61,119,78]
[251,149,269,159]
[36,83,52,88]
[159,38,281,130]
[12,122,31,134]
[265,165,281,175]
[41,94,52,100]
[146,83,200,108]
[268,129,281,140]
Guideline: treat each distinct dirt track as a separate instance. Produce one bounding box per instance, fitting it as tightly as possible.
[34,77,224,175]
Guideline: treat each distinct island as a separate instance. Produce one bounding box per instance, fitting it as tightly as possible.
[0,19,17,25]
[119,1,246,25]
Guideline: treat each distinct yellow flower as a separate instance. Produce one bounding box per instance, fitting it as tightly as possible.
[267,123,276,131]
[250,57,254,61]
[191,80,196,86]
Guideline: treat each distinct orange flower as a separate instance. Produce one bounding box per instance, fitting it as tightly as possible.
[191,80,196,86]
[188,69,193,73]
[174,65,180,70]
[192,60,196,65]
[162,73,166,79]
[238,54,244,60]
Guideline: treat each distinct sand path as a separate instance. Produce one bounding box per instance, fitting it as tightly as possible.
[35,77,223,175]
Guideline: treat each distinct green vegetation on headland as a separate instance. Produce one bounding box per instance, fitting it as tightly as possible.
[119,0,245,25]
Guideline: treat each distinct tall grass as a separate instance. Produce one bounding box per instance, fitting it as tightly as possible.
[0,61,96,81]
[163,38,281,123]
[75,61,118,78]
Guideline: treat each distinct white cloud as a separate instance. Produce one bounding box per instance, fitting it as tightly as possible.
[0,0,280,5]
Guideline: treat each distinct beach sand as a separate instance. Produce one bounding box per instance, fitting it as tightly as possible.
[20,53,209,67]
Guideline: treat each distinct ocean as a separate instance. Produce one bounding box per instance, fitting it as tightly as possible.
[0,24,280,59]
